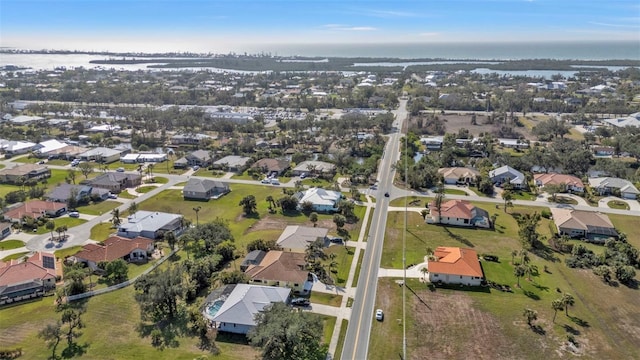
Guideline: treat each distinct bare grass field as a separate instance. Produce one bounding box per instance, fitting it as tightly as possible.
[409,113,539,140]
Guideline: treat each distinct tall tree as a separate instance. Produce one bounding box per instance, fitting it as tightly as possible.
[128,201,139,218]
[434,182,445,224]
[248,302,328,360]
[239,195,258,216]
[514,264,526,288]
[309,212,319,227]
[165,230,177,251]
[562,293,575,316]
[111,208,121,227]
[78,162,94,179]
[38,322,62,360]
[46,220,55,242]
[502,189,514,213]
[135,265,184,320]
[551,299,564,323]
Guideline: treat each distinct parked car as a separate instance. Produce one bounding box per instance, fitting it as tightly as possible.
[270,178,280,185]
[384,192,390,197]
[300,173,307,179]
[291,298,310,307]
[116,167,125,172]
[192,165,200,171]
[329,237,343,243]
[68,211,80,218]
[375,309,384,321]
[38,160,46,165]
[108,193,118,199]
[261,178,271,184]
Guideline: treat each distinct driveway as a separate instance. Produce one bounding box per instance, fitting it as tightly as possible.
[599,196,640,211]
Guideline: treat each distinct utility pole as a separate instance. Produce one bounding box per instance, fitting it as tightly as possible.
[402,132,408,360]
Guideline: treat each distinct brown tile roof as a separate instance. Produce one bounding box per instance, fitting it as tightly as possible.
[245,250,308,284]
[428,247,483,277]
[428,199,474,219]
[549,208,615,231]
[534,173,584,188]
[252,158,290,172]
[0,251,56,287]
[437,167,479,180]
[73,236,153,263]
[3,200,66,220]
[0,163,48,176]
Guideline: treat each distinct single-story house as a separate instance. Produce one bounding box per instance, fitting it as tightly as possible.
[0,223,12,239]
[534,173,585,193]
[170,133,212,145]
[182,178,230,200]
[45,184,109,203]
[45,145,88,160]
[291,161,336,176]
[489,165,526,189]
[186,150,213,167]
[426,199,490,228]
[78,147,123,163]
[0,252,57,305]
[34,139,68,158]
[420,136,444,151]
[550,208,618,242]
[9,115,44,124]
[173,157,189,169]
[498,138,529,149]
[437,167,480,185]
[86,172,142,194]
[0,163,51,184]
[427,247,484,286]
[603,113,640,128]
[295,187,342,213]
[204,284,290,334]
[121,153,167,163]
[213,155,251,173]
[117,211,184,239]
[3,200,67,222]
[0,140,37,156]
[276,225,329,253]
[71,236,154,270]
[252,158,291,176]
[245,250,312,294]
[588,177,639,199]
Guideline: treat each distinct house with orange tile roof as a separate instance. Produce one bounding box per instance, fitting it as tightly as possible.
[0,252,57,304]
[71,236,154,270]
[426,199,490,228]
[534,173,584,193]
[3,200,67,223]
[427,247,484,286]
[244,250,312,294]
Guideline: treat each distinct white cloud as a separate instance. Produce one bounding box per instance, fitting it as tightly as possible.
[589,21,640,29]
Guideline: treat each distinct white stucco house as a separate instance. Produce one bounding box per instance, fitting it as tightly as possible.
[294,187,342,213]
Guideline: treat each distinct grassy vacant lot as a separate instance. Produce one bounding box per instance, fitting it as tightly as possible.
[76,200,120,215]
[389,196,429,207]
[376,205,640,359]
[137,185,366,252]
[0,239,25,250]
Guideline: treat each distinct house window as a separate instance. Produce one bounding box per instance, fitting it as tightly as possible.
[460,276,463,279]
[463,219,469,224]
[433,274,438,277]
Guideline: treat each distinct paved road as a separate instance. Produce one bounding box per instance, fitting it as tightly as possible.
[341,99,408,360]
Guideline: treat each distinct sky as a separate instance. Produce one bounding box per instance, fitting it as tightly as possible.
[1,0,639,53]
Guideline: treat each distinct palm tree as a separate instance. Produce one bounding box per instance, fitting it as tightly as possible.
[562,293,575,316]
[265,196,275,211]
[520,249,530,265]
[164,231,177,251]
[420,267,429,282]
[525,264,538,281]
[111,208,121,227]
[309,212,319,227]
[434,182,445,224]
[511,250,518,264]
[514,264,525,288]
[45,220,55,242]
[502,190,514,213]
[551,299,564,323]
[523,308,538,327]
[239,195,257,216]
[192,206,201,225]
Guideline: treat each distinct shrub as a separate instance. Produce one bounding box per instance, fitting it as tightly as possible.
[540,209,551,219]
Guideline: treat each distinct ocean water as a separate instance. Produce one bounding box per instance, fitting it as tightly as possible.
[254,41,640,60]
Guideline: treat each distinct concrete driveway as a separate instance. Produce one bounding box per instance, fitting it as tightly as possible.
[599,196,640,211]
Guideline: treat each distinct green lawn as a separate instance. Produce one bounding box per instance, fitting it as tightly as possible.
[90,222,115,242]
[47,159,69,166]
[105,162,142,171]
[76,200,121,216]
[311,292,343,307]
[321,315,337,348]
[35,217,87,235]
[136,185,158,193]
[301,177,334,187]
[194,169,226,178]
[148,176,169,184]
[323,246,355,286]
[0,239,25,250]
[12,155,39,163]
[333,319,348,360]
[1,251,29,261]
[510,190,536,201]
[351,250,365,287]
[118,191,138,199]
[444,188,469,196]
[389,196,430,207]
[551,196,578,205]
[608,200,630,210]
[53,245,84,260]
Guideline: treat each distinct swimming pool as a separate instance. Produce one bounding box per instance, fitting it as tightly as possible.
[206,299,224,318]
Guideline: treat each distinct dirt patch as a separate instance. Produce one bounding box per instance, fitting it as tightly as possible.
[247,214,356,235]
[407,291,518,360]
[408,113,535,140]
